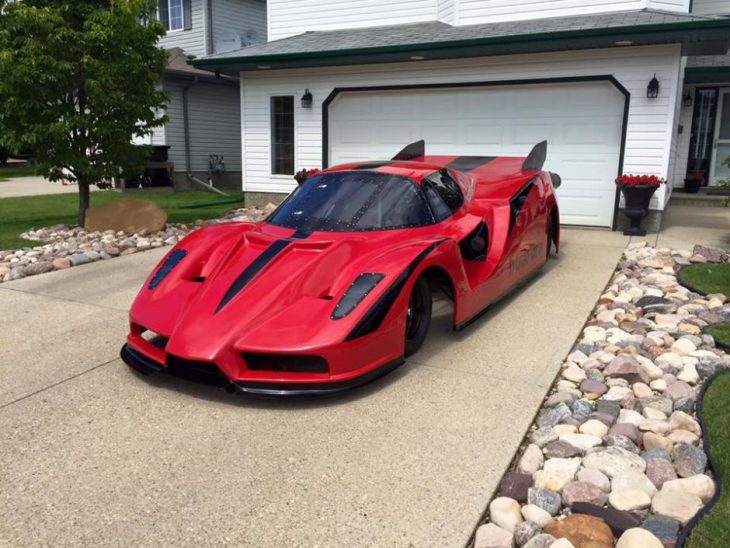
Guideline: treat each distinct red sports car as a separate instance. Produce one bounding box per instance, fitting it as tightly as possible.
[121,140,560,396]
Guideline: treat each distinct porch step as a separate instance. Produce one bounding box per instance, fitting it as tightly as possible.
[670,191,728,208]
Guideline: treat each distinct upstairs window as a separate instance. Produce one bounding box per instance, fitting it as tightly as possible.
[158,0,191,32]
[271,96,295,175]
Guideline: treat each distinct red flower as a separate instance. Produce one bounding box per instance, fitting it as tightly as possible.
[615,174,666,187]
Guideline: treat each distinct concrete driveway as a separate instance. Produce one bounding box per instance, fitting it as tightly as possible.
[0,176,101,198]
[0,229,627,547]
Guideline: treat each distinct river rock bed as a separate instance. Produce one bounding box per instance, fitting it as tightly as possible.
[475,243,730,548]
[0,205,271,283]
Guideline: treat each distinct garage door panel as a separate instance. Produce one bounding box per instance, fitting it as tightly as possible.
[329,82,624,227]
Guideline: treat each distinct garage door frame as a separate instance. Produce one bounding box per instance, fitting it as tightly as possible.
[321,75,630,230]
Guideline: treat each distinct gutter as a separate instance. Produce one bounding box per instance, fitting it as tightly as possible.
[191,17,730,70]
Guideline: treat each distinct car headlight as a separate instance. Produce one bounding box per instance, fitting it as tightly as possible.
[331,273,384,320]
[148,249,187,290]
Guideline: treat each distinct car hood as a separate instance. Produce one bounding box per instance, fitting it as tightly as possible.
[129,221,446,359]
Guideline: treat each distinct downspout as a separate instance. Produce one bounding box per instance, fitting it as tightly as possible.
[206,0,213,55]
[182,77,228,196]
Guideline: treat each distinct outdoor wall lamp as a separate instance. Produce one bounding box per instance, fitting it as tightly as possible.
[683,92,693,107]
[301,89,313,108]
[647,75,660,99]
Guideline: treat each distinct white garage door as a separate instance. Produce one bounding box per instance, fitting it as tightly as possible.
[328,81,625,227]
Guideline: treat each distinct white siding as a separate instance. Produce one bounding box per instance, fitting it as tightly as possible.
[437,0,456,24]
[212,0,267,53]
[691,0,730,15]
[458,0,640,25]
[672,84,695,189]
[268,0,439,41]
[165,80,242,173]
[647,0,690,13]
[240,44,683,211]
[664,56,686,205]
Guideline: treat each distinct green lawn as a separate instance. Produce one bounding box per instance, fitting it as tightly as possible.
[678,264,730,296]
[686,372,730,548]
[0,190,244,250]
[677,263,730,349]
[0,164,37,180]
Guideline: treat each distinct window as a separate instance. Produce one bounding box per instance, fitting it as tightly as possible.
[268,172,435,232]
[158,0,187,32]
[423,170,464,221]
[271,96,295,175]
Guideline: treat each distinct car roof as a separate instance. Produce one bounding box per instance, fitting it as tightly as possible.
[324,155,535,184]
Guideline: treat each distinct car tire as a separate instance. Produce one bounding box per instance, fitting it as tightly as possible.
[404,277,432,357]
[546,218,553,259]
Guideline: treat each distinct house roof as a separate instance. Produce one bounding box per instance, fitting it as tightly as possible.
[165,47,238,83]
[191,10,730,74]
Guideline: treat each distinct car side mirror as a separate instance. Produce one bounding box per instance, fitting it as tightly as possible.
[550,172,562,189]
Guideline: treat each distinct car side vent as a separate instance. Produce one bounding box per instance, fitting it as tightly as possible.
[459,222,489,262]
[244,353,329,374]
[509,178,537,232]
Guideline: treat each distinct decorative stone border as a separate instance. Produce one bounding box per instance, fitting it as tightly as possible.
[472,243,730,548]
[0,205,272,283]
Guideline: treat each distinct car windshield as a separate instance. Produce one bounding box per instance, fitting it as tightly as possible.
[268,171,436,232]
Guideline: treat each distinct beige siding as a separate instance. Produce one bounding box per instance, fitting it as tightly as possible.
[212,0,267,53]
[159,0,207,56]
[691,0,730,14]
[165,80,242,173]
[240,44,683,211]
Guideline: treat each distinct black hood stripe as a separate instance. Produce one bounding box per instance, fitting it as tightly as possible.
[445,156,496,172]
[345,239,446,341]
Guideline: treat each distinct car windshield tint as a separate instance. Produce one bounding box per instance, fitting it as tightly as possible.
[268,171,435,231]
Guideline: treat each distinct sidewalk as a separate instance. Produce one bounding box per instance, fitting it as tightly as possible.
[0,176,100,198]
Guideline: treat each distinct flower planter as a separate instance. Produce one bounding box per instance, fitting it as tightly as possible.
[684,178,703,194]
[620,185,658,236]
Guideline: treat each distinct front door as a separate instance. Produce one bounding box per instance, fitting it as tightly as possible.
[709,88,730,185]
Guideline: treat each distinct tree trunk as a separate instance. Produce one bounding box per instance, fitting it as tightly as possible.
[77,179,91,227]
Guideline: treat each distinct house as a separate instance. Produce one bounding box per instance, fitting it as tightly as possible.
[145,0,266,188]
[191,0,730,229]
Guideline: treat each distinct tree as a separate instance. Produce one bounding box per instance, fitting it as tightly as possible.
[0,0,168,225]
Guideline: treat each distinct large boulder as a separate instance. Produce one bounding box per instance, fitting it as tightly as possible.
[84,198,167,233]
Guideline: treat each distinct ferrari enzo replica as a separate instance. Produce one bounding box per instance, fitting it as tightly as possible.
[121,140,561,396]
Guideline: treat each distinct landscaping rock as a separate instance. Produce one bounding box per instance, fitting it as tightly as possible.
[514,521,541,547]
[608,489,651,512]
[523,534,556,548]
[582,447,646,478]
[528,488,562,516]
[672,444,708,478]
[84,198,167,233]
[521,504,554,527]
[500,472,533,502]
[490,497,523,533]
[561,481,607,507]
[641,515,679,545]
[615,528,663,548]
[662,475,715,503]
[651,488,703,525]
[543,514,614,548]
[519,444,544,475]
[475,523,515,548]
[570,502,642,537]
[646,459,677,489]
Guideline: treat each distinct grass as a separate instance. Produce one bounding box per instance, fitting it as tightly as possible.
[0,164,38,181]
[677,263,730,349]
[677,264,730,297]
[685,372,730,548]
[0,190,244,250]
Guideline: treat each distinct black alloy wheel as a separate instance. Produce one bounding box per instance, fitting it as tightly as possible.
[404,277,432,357]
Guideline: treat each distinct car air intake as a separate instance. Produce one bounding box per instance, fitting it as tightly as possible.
[166,355,229,387]
[244,353,329,373]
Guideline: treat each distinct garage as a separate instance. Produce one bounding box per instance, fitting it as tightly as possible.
[327,81,626,227]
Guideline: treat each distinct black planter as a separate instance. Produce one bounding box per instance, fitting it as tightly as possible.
[684,178,702,194]
[621,185,658,236]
